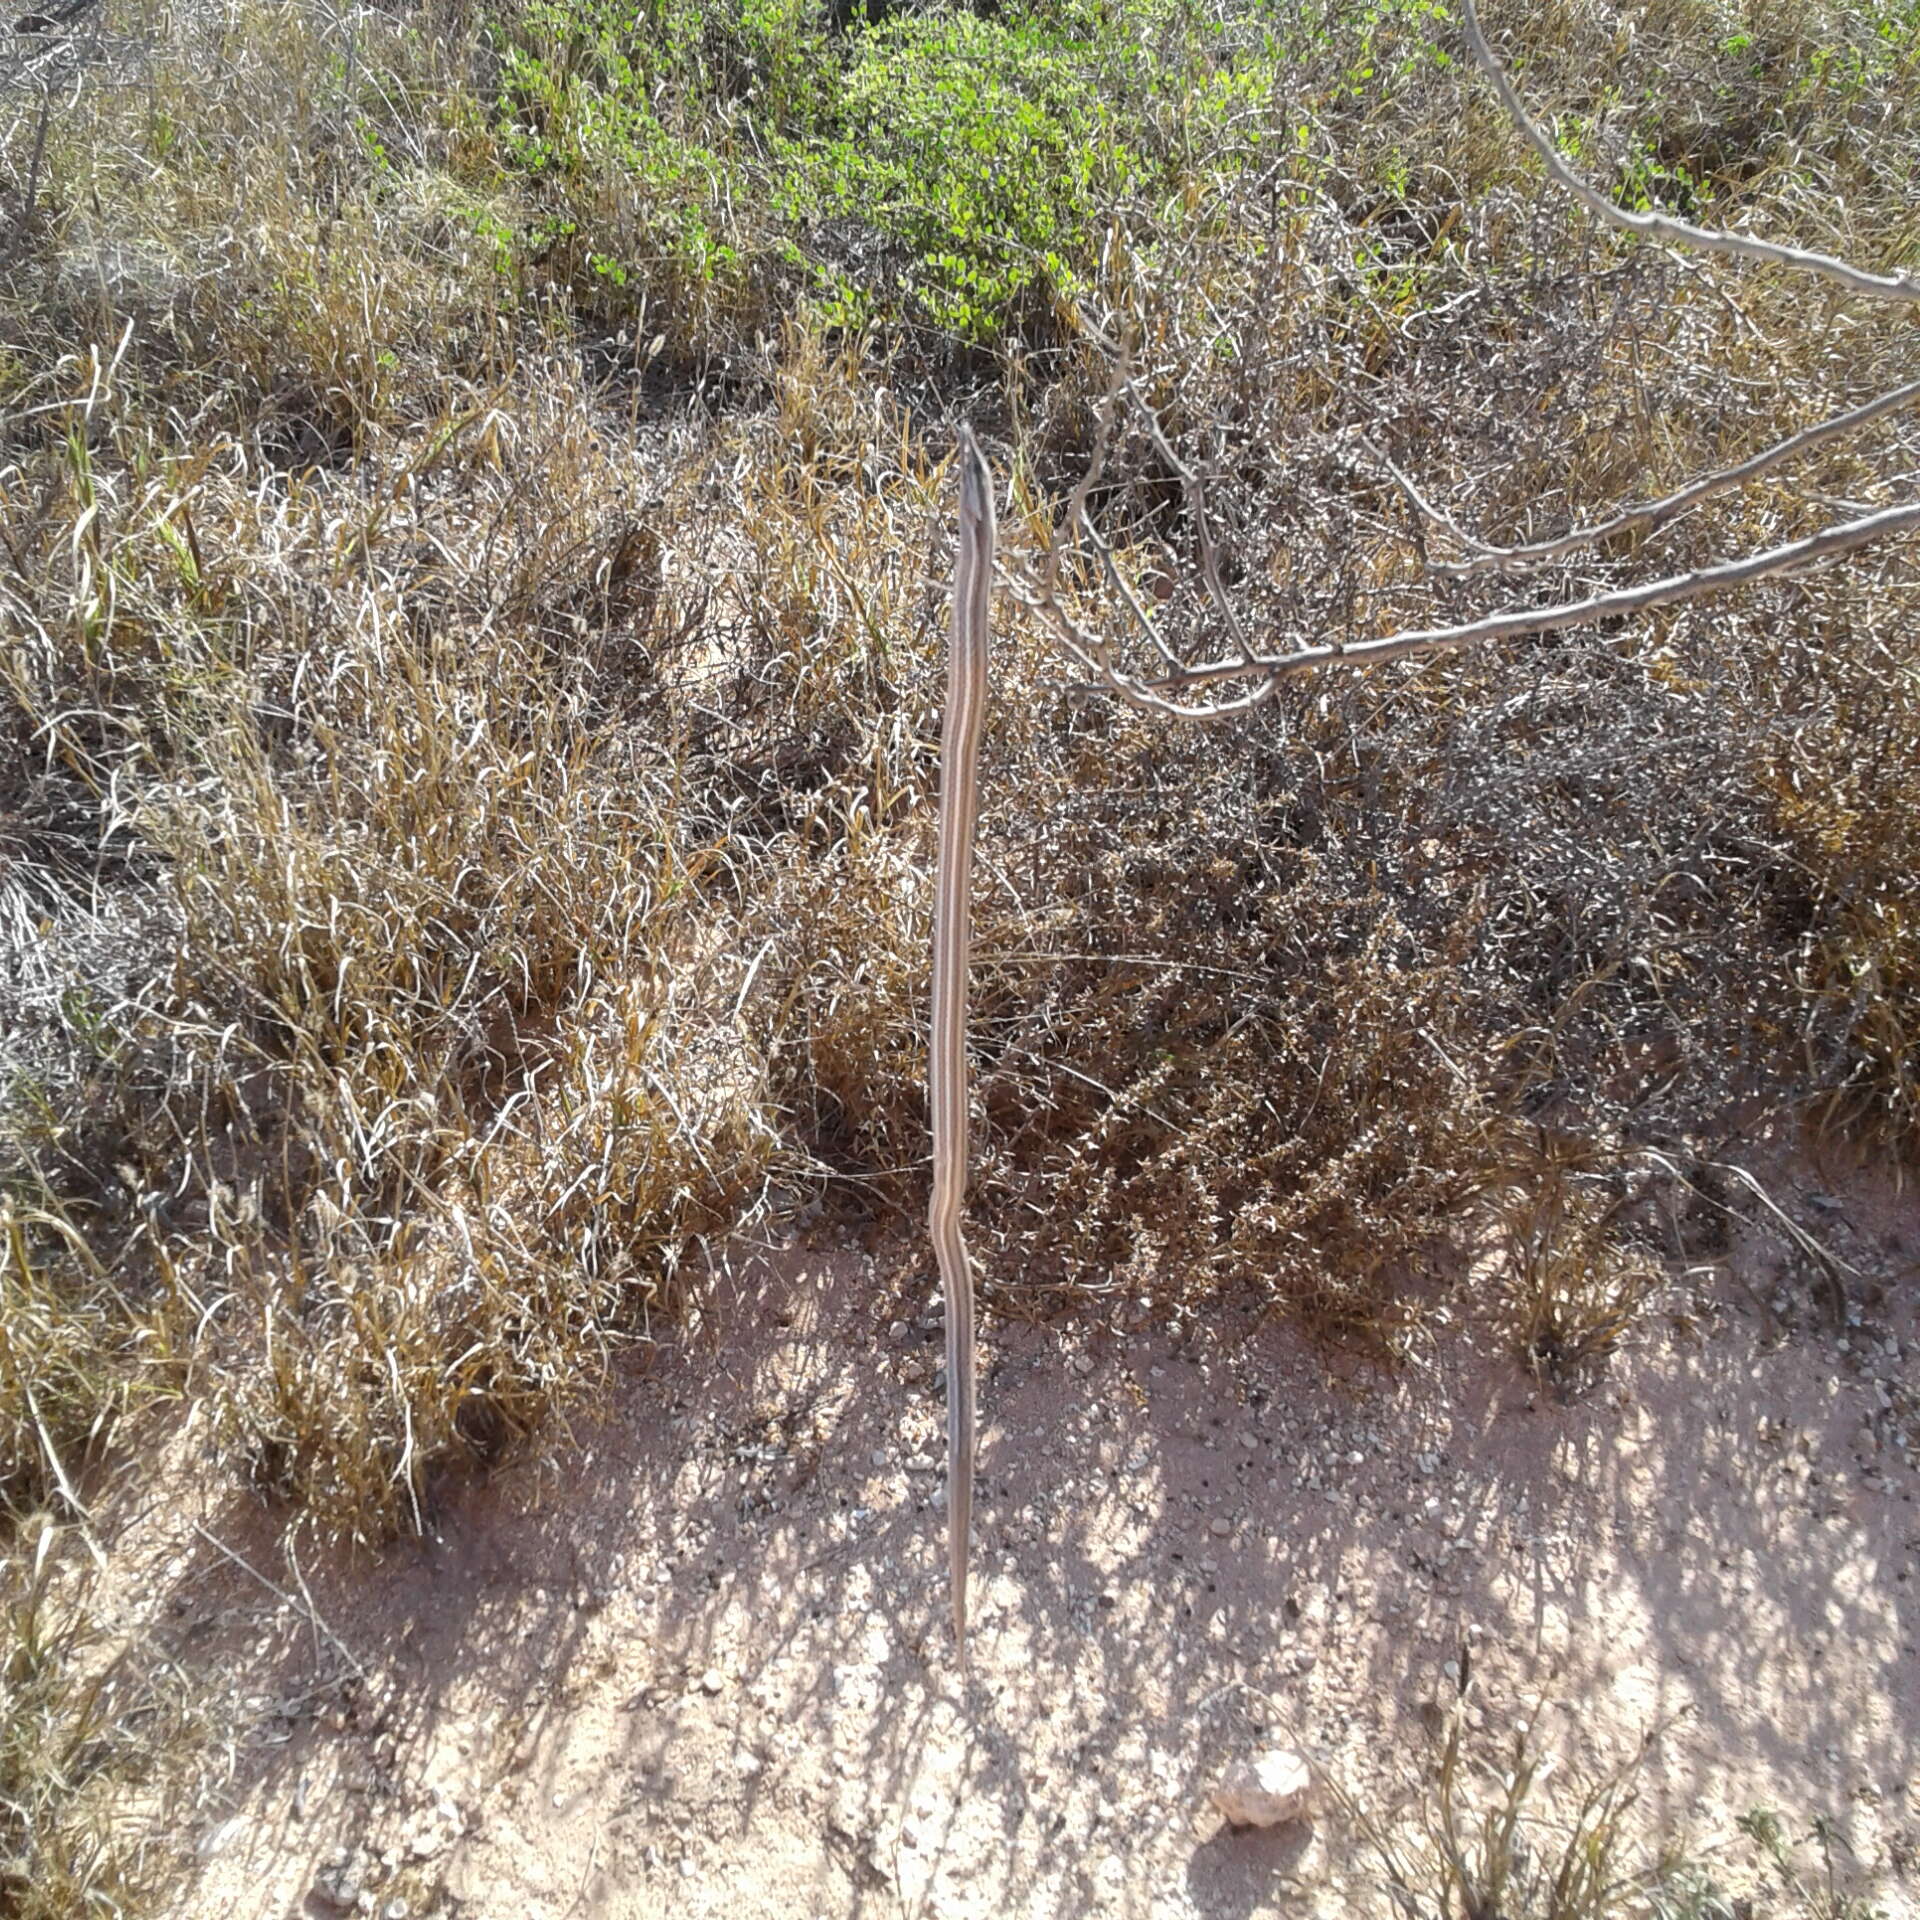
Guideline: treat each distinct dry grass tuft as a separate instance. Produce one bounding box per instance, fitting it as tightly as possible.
[1492,1138,1664,1382]
[1354,1701,1676,1919]
[0,1518,186,1917]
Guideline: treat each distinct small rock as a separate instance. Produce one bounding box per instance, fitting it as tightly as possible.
[700,1667,726,1695]
[1209,1516,1234,1538]
[1210,1749,1316,1828]
[384,1904,410,1920]
[1236,1430,1259,1451]
[312,1864,363,1913]
[887,1319,910,1342]
[198,1816,245,1858]
[870,1449,890,1470]
[1071,1355,1096,1377]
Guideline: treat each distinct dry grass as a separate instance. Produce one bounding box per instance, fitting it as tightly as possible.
[0,0,1911,1498]
[1349,1697,1888,1919]
[1493,1140,1665,1382]
[0,0,1917,1900]
[1350,1702,1677,1919]
[0,0,1911,1514]
[0,1518,187,1917]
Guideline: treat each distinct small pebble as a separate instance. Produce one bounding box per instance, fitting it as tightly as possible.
[1072,1355,1095,1377]
[1209,1516,1233,1538]
[701,1668,726,1695]
[1210,1748,1315,1828]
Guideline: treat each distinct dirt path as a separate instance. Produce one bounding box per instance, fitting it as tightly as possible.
[87,1178,1920,1918]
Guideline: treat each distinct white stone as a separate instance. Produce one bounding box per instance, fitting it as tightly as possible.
[1209,1749,1316,1829]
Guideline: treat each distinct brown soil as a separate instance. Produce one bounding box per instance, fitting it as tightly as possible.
[85,1163,1920,1919]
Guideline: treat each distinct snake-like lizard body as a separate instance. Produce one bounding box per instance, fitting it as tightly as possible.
[930,427,993,1646]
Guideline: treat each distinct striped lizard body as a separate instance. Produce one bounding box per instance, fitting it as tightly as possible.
[931,426,994,1647]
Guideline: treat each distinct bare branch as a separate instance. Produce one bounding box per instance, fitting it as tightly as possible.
[1020,499,1920,718]
[1378,377,1920,576]
[1460,0,1920,305]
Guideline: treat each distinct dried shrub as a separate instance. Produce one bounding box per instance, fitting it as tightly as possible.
[1493,1138,1663,1381]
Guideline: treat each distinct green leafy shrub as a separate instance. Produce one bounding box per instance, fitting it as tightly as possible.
[786,9,1152,339]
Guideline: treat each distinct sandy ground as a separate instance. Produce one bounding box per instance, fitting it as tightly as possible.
[78,1165,1920,1919]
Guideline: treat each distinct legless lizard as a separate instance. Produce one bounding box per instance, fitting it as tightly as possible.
[930,426,993,1646]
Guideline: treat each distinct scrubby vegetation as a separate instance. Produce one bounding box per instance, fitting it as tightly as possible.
[1,0,1916,1904]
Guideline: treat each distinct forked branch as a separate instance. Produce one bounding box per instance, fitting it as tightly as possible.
[1389,376,1920,577]
[1020,499,1920,719]
[1005,3,1920,720]
[1459,0,1920,305]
